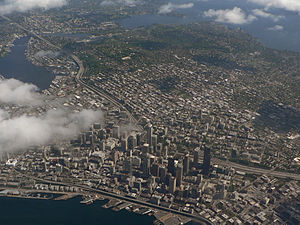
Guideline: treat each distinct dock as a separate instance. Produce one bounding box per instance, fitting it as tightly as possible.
[112,202,132,211]
[80,194,103,205]
[54,194,78,201]
[102,199,122,209]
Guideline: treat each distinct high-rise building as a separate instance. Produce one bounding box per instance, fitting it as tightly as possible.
[159,166,167,183]
[143,143,149,153]
[141,153,150,177]
[99,140,105,151]
[183,154,190,175]
[165,173,172,186]
[124,158,132,175]
[151,135,158,152]
[193,148,200,165]
[203,146,211,175]
[112,151,118,164]
[176,164,183,187]
[99,129,106,140]
[136,133,142,146]
[151,163,159,177]
[112,125,120,139]
[146,124,153,146]
[121,139,128,152]
[168,157,175,176]
[128,134,137,150]
[163,146,168,158]
[169,176,176,194]
[93,123,101,130]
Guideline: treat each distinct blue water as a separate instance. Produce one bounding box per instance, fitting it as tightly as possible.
[0,196,155,225]
[0,36,55,89]
[119,0,300,52]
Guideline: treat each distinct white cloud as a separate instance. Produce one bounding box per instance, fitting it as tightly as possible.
[0,109,103,152]
[268,24,284,30]
[249,0,300,13]
[35,50,60,58]
[204,7,257,25]
[158,2,194,14]
[0,79,43,106]
[0,0,67,15]
[100,0,139,6]
[0,78,103,152]
[252,9,284,21]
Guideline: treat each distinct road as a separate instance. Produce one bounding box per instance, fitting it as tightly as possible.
[214,158,300,180]
[2,15,142,131]
[3,16,210,224]
[14,169,212,225]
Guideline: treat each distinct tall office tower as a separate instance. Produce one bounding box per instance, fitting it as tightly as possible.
[136,133,142,146]
[91,134,97,146]
[149,146,154,154]
[99,129,106,140]
[93,123,101,130]
[163,146,168,158]
[146,123,153,146]
[169,176,177,194]
[124,158,132,175]
[128,134,137,150]
[176,164,183,187]
[193,148,200,165]
[99,140,105,151]
[183,154,190,175]
[112,125,120,139]
[121,139,128,152]
[151,135,158,152]
[203,146,211,175]
[167,157,175,176]
[151,163,159,177]
[141,153,150,176]
[156,143,162,156]
[121,130,128,140]
[143,143,150,153]
[80,133,86,145]
[112,151,118,164]
[159,166,167,183]
[165,173,172,186]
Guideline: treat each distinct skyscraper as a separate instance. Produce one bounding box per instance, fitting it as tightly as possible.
[128,134,137,150]
[124,158,132,175]
[203,146,211,175]
[159,166,167,183]
[193,148,200,166]
[168,157,175,176]
[112,125,120,139]
[136,133,142,146]
[151,134,158,152]
[176,164,183,186]
[169,176,176,194]
[146,124,153,146]
[121,139,128,152]
[141,153,150,177]
[183,154,190,175]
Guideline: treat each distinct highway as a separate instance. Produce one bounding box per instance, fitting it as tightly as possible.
[3,15,300,181]
[2,15,142,131]
[3,15,300,224]
[213,158,300,180]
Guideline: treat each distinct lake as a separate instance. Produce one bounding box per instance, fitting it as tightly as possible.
[0,36,55,90]
[119,0,300,53]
